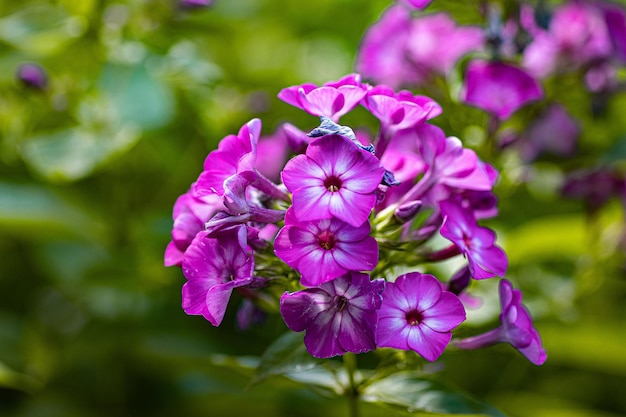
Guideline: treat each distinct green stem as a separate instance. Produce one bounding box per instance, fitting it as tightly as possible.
[343,353,359,417]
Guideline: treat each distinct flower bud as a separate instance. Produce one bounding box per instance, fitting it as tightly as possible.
[16,63,48,90]
[394,200,423,224]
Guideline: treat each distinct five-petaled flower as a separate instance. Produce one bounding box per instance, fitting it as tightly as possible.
[274,209,379,287]
[280,272,385,358]
[376,272,466,361]
[282,133,385,228]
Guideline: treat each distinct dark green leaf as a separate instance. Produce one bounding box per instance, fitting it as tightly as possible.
[362,371,507,417]
[252,331,322,386]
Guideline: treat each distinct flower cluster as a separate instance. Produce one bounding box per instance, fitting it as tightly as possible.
[165,72,546,365]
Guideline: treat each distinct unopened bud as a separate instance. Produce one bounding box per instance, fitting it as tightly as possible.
[16,63,48,90]
[394,200,423,224]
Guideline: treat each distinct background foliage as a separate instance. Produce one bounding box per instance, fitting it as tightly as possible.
[1,0,625,416]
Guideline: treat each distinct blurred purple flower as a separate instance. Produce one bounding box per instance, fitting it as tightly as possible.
[282,133,384,227]
[376,272,466,361]
[16,63,48,90]
[561,168,625,214]
[180,0,213,8]
[439,199,508,279]
[356,5,417,89]
[280,272,385,358]
[274,209,378,287]
[518,103,579,161]
[454,279,547,365]
[399,0,432,9]
[523,1,612,78]
[406,13,484,78]
[461,59,543,120]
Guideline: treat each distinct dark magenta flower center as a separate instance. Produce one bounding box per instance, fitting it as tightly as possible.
[318,231,336,250]
[333,295,349,312]
[324,175,342,192]
[405,309,423,326]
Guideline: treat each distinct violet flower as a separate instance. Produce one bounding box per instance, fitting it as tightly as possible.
[523,1,612,79]
[356,5,418,89]
[278,74,367,122]
[518,103,579,162]
[274,209,379,287]
[194,119,261,197]
[181,226,256,326]
[281,133,384,228]
[16,63,48,90]
[454,279,547,365]
[406,13,484,79]
[280,272,385,358]
[460,59,543,120]
[376,272,466,362]
[439,199,508,279]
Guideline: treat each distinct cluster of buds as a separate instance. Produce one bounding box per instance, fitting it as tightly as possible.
[165,73,546,365]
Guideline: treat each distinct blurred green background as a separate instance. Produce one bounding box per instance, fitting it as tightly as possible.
[1,0,625,416]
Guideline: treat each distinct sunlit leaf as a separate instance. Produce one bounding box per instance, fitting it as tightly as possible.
[20,124,140,182]
[0,5,85,55]
[252,331,322,385]
[0,181,104,240]
[99,63,175,130]
[362,371,507,416]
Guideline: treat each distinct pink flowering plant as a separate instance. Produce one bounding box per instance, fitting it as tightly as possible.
[166,66,548,415]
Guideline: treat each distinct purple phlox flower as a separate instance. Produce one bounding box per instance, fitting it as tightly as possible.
[454,279,547,365]
[356,5,418,89]
[181,226,256,326]
[518,103,579,162]
[460,59,543,120]
[280,272,385,358]
[165,188,224,267]
[274,209,379,287]
[277,74,367,122]
[406,13,484,79]
[398,124,494,207]
[16,63,48,90]
[523,2,612,78]
[561,167,625,214]
[439,199,508,279]
[194,118,261,197]
[399,0,432,10]
[281,133,385,227]
[364,86,441,134]
[376,272,466,362]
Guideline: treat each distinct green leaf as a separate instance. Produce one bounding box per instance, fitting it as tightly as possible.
[98,63,175,131]
[0,181,104,241]
[252,331,323,386]
[0,5,85,55]
[0,360,41,393]
[362,371,507,417]
[20,124,140,182]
